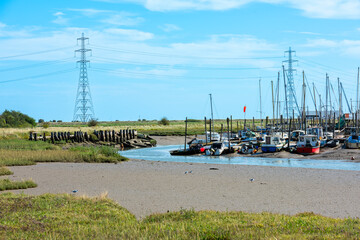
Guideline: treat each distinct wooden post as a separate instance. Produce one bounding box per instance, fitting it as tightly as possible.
[84,132,89,141]
[220,123,223,141]
[43,132,46,142]
[51,132,54,143]
[230,115,233,134]
[252,117,255,131]
[29,132,33,141]
[112,130,116,142]
[227,118,230,149]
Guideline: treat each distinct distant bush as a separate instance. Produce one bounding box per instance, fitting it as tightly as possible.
[52,120,56,123]
[88,119,98,127]
[0,110,36,128]
[159,117,170,126]
[42,122,50,129]
[38,119,44,123]
[187,119,201,123]
[57,120,62,123]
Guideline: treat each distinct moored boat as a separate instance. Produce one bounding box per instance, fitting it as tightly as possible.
[296,135,320,154]
[261,135,286,153]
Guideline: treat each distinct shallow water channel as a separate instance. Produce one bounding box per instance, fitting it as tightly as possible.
[121,145,360,171]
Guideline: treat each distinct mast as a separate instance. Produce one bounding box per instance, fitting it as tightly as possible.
[184,117,187,151]
[313,83,317,125]
[259,78,262,132]
[357,67,359,116]
[325,74,328,133]
[271,80,275,128]
[209,93,214,140]
[302,71,306,130]
[282,65,289,119]
[277,72,280,124]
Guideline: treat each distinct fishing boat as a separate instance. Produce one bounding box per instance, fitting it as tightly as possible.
[307,127,327,147]
[296,135,320,154]
[261,135,286,153]
[345,129,360,149]
[290,130,305,141]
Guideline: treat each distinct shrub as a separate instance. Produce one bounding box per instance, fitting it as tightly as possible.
[159,117,170,126]
[42,122,50,129]
[57,120,62,122]
[38,119,44,123]
[88,119,98,127]
[0,110,36,128]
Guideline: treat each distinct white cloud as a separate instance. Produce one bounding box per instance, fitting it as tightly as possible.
[101,13,144,26]
[95,0,360,19]
[68,8,113,16]
[0,22,6,28]
[52,12,69,25]
[159,24,181,32]
[104,28,154,40]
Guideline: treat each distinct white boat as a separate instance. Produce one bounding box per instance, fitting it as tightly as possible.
[261,134,286,153]
[205,141,229,156]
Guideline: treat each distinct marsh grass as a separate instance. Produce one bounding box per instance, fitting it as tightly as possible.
[0,179,37,191]
[0,193,359,239]
[0,140,127,167]
[0,166,12,176]
[0,119,260,139]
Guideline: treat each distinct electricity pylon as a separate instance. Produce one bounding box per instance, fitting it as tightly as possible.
[73,33,95,122]
[283,47,298,118]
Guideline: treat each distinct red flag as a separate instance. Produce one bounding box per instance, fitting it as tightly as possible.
[243,106,246,113]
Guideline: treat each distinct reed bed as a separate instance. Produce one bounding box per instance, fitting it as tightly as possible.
[0,193,358,239]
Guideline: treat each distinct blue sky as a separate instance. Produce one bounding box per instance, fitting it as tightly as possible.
[1,0,360,122]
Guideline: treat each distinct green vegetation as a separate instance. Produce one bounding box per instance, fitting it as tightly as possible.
[159,117,170,126]
[0,110,36,128]
[0,179,37,191]
[0,139,127,167]
[0,166,12,176]
[88,119,98,127]
[0,193,359,239]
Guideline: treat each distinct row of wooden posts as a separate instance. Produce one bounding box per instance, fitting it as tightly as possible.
[29,129,138,144]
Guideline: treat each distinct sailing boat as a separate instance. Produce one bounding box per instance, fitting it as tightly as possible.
[170,117,202,155]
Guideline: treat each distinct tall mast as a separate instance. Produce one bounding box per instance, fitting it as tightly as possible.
[325,74,328,133]
[259,78,262,130]
[209,93,214,139]
[357,67,359,115]
[271,80,275,125]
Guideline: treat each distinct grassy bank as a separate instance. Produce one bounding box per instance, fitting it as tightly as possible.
[0,193,359,239]
[0,139,128,167]
[0,166,13,176]
[0,179,37,191]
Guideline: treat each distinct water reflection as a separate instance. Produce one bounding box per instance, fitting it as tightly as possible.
[121,145,360,171]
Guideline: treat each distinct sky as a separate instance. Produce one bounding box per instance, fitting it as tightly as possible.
[1,0,360,122]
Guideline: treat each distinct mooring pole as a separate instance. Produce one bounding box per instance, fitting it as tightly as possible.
[184,117,187,151]
[204,116,207,145]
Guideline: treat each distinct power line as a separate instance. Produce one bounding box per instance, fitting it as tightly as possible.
[0,46,75,60]
[91,45,283,60]
[91,56,280,71]
[0,68,76,84]
[0,58,73,72]
[90,66,276,80]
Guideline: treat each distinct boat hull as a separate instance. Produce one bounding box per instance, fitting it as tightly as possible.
[345,142,360,149]
[170,149,199,156]
[261,145,282,153]
[296,146,320,154]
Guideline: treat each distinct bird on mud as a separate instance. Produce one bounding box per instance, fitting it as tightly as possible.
[249,178,254,183]
[72,190,78,193]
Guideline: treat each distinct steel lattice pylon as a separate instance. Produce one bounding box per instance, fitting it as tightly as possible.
[283,47,298,118]
[73,33,95,123]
